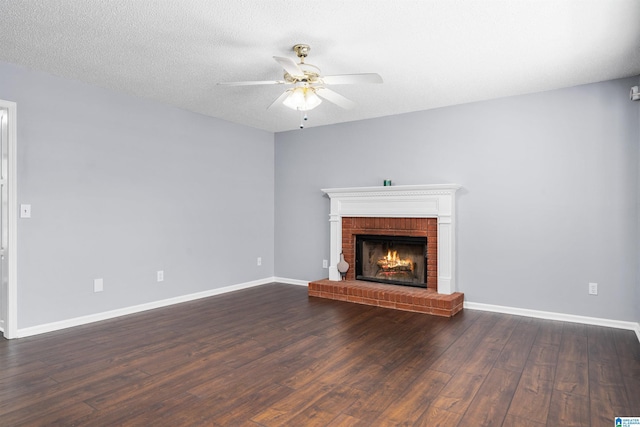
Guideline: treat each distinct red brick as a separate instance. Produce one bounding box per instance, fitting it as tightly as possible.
[413,296,427,306]
[411,305,432,314]
[432,308,452,317]
[362,297,377,306]
[308,278,463,317]
[378,300,395,309]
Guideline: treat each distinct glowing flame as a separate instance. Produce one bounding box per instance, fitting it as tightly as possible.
[378,249,413,272]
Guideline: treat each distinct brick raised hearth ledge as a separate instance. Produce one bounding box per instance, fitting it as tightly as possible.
[309,279,464,317]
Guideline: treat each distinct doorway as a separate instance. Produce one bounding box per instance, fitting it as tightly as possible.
[0,100,17,339]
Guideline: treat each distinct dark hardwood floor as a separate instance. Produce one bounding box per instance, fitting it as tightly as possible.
[1,283,639,426]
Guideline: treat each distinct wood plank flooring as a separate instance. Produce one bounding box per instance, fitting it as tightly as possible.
[0,283,638,426]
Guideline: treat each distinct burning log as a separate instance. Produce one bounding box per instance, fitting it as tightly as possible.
[376,250,414,272]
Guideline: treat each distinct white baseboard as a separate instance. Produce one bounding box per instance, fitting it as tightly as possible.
[16,277,276,339]
[19,281,637,343]
[465,301,640,342]
[273,277,311,286]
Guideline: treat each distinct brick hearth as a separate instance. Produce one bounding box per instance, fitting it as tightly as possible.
[308,279,464,317]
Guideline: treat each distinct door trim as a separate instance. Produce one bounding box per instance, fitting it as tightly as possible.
[0,100,17,339]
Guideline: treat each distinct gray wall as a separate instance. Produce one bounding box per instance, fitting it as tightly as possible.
[2,57,638,330]
[275,77,639,322]
[0,61,275,329]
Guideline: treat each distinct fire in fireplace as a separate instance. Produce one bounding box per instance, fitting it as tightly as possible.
[355,234,427,288]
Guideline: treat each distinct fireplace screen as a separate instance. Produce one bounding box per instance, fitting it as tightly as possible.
[355,235,427,288]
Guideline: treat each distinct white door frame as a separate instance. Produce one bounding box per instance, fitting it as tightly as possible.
[0,100,17,339]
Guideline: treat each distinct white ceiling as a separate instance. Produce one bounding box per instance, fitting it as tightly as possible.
[1,1,639,132]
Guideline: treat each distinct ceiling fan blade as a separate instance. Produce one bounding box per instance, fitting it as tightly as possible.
[315,87,357,110]
[218,80,286,86]
[321,73,383,85]
[267,90,291,110]
[273,56,304,77]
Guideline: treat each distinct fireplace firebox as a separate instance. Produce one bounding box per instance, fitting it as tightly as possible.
[355,235,427,288]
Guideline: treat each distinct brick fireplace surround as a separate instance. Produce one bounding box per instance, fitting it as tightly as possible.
[340,217,437,287]
[309,185,464,317]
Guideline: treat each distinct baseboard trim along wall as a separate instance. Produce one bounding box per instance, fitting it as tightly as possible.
[464,301,640,343]
[279,279,640,342]
[16,277,278,339]
[273,277,311,286]
[15,279,640,344]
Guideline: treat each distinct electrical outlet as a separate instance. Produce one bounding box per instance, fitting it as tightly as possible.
[323,259,328,268]
[589,282,598,295]
[94,278,103,293]
[20,204,31,218]
[157,270,164,282]
[257,257,262,266]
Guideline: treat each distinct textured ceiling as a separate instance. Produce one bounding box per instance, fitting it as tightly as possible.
[1,1,639,132]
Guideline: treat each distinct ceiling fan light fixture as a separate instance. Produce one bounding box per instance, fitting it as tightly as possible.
[219,43,382,127]
[282,86,322,111]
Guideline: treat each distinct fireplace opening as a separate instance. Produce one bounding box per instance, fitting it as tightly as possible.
[355,235,427,288]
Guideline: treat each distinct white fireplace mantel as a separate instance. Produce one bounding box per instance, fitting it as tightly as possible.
[321,184,462,295]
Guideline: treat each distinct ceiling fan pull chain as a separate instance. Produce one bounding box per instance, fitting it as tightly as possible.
[298,110,309,129]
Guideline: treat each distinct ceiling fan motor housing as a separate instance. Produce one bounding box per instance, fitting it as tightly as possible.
[284,63,321,84]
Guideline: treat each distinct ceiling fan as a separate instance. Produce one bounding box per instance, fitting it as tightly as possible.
[218,44,382,127]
